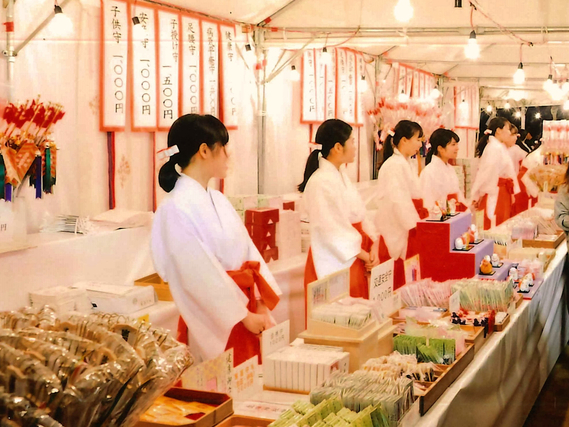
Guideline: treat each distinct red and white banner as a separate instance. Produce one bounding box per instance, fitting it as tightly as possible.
[201,20,220,118]
[315,49,326,123]
[100,0,128,131]
[157,9,180,130]
[301,49,317,123]
[130,4,158,131]
[325,49,336,120]
[356,53,366,125]
[180,15,201,115]
[336,49,354,124]
[219,24,238,128]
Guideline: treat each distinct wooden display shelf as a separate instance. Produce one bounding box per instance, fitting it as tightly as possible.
[461,324,490,354]
[262,385,310,395]
[415,343,475,415]
[494,313,510,332]
[135,273,173,301]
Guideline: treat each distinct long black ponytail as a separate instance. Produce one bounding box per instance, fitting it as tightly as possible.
[298,119,353,192]
[382,120,423,165]
[425,128,460,165]
[475,117,510,158]
[158,114,229,192]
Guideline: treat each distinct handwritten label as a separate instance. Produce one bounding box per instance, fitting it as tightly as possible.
[232,355,259,400]
[262,320,290,358]
[370,260,394,318]
[449,290,460,315]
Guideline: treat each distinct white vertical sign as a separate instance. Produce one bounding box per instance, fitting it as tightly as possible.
[315,49,326,122]
[157,10,180,130]
[336,49,348,123]
[369,260,395,318]
[181,16,201,115]
[397,65,406,96]
[219,24,238,128]
[405,67,413,96]
[412,70,419,98]
[346,50,356,124]
[325,48,336,120]
[130,4,158,131]
[419,73,425,99]
[356,53,366,125]
[202,21,220,118]
[101,0,128,131]
[262,320,290,358]
[301,49,317,122]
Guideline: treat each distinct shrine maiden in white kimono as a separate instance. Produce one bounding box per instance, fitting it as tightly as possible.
[520,146,543,199]
[471,136,520,228]
[151,174,281,364]
[304,157,377,279]
[374,148,422,261]
[509,144,528,174]
[420,155,468,211]
[303,157,377,306]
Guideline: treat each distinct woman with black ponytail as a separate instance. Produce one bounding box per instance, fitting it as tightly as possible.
[151,114,281,367]
[300,119,380,319]
[471,117,519,229]
[374,120,427,290]
[419,128,468,212]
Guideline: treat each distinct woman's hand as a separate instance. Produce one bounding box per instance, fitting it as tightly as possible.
[256,300,277,330]
[242,311,267,335]
[357,249,379,272]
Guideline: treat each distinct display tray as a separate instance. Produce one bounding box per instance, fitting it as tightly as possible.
[452,245,474,252]
[414,343,475,415]
[478,270,496,276]
[522,231,565,249]
[262,385,310,395]
[516,279,544,300]
[461,324,490,354]
[216,416,271,427]
[494,312,510,332]
[135,388,233,427]
[472,238,484,245]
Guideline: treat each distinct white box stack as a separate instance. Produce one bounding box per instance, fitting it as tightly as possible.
[227,195,258,223]
[30,286,92,314]
[264,344,350,393]
[276,210,302,260]
[456,158,480,200]
[72,282,157,314]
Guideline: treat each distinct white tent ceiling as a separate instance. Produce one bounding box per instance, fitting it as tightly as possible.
[163,0,569,104]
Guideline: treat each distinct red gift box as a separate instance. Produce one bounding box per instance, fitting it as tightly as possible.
[283,201,295,211]
[245,208,279,225]
[261,247,279,263]
[252,233,277,252]
[246,222,276,239]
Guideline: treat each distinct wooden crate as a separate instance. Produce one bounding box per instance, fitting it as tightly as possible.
[415,344,475,415]
[461,324,490,354]
[522,231,565,249]
[216,416,271,427]
[135,388,232,427]
[135,273,173,301]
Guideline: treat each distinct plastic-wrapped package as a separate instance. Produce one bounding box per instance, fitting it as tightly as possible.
[0,306,193,427]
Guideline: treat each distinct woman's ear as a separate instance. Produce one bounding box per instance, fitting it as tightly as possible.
[197,143,210,159]
[333,142,343,153]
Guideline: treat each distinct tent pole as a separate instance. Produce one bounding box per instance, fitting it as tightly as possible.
[4,0,15,102]
[256,29,267,194]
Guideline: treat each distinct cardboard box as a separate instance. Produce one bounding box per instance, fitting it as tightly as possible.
[261,247,279,263]
[246,223,276,239]
[72,282,157,314]
[30,286,92,313]
[283,201,295,211]
[135,273,173,301]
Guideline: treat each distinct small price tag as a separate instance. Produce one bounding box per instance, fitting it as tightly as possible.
[449,291,460,315]
[262,320,290,358]
[370,260,395,319]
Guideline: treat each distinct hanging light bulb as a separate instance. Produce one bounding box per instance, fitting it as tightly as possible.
[394,0,413,23]
[535,112,542,119]
[52,3,73,36]
[564,100,569,111]
[464,31,480,60]
[486,104,493,113]
[551,85,564,101]
[398,90,409,102]
[358,75,368,93]
[430,87,441,99]
[504,102,511,109]
[321,47,332,66]
[290,65,300,82]
[515,111,522,118]
[513,62,525,85]
[543,74,554,91]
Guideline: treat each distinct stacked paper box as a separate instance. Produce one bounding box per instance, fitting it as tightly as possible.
[453,165,466,197]
[264,344,350,392]
[276,210,302,260]
[456,158,480,199]
[71,282,157,314]
[227,195,258,211]
[301,220,310,253]
[258,195,284,211]
[30,286,92,314]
